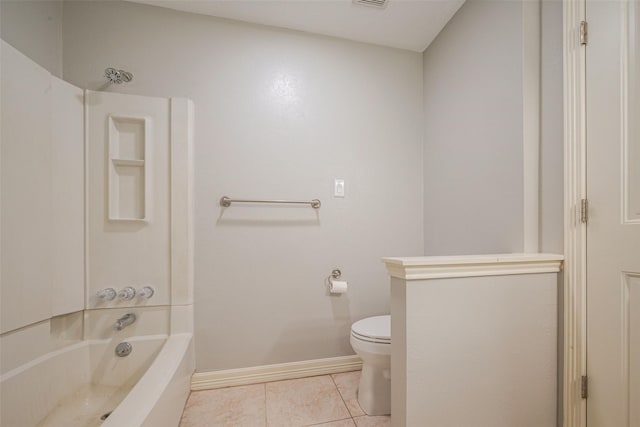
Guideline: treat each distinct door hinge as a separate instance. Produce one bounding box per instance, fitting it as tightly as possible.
[580,199,589,224]
[580,21,588,45]
[581,375,589,399]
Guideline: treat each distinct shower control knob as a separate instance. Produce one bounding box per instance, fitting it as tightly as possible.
[138,286,155,299]
[118,287,136,301]
[96,288,117,301]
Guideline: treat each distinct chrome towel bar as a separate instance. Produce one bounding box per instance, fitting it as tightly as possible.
[220,196,321,209]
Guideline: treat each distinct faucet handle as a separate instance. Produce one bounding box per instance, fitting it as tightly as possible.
[118,287,136,301]
[138,286,155,299]
[97,288,117,301]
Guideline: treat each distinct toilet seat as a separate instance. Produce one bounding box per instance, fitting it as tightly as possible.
[351,315,390,344]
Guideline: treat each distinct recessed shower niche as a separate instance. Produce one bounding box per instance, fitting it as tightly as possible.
[108,115,151,221]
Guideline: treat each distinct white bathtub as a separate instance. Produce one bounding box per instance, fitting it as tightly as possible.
[1,332,194,427]
[101,333,194,427]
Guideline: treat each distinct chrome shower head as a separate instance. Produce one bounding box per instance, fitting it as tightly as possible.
[105,68,133,84]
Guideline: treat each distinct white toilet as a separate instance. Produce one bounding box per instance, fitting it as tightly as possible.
[350,315,391,416]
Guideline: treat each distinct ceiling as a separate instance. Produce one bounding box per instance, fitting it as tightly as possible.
[127,0,466,52]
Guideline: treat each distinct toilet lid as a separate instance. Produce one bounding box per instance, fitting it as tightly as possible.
[351,315,390,343]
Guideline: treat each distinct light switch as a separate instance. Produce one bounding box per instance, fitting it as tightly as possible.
[334,179,345,198]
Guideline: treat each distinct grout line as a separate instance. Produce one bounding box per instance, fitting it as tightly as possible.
[329,373,355,422]
[304,416,354,427]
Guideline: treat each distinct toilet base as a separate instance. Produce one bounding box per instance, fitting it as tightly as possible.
[357,362,391,416]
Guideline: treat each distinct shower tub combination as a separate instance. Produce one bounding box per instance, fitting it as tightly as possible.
[1,43,195,427]
[1,317,194,427]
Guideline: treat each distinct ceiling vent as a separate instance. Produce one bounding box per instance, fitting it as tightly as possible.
[353,0,388,9]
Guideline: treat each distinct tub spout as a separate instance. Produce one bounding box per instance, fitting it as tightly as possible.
[115,313,136,331]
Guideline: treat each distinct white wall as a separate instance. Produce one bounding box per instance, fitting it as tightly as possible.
[540,0,564,254]
[62,0,424,371]
[422,0,563,256]
[422,0,524,255]
[0,0,63,77]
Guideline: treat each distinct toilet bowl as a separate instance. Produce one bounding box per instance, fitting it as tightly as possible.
[350,315,391,416]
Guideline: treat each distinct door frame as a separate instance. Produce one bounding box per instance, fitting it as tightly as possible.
[563,0,587,426]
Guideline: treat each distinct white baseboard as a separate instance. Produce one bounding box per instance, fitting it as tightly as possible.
[191,355,362,391]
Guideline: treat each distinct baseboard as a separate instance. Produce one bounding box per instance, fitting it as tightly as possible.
[191,355,362,391]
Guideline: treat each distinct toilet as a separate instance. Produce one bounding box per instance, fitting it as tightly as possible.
[350,315,391,416]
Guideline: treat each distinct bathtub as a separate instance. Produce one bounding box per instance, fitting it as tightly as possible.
[0,332,194,427]
[101,333,194,427]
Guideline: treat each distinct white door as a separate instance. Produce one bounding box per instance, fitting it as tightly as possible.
[586,0,640,425]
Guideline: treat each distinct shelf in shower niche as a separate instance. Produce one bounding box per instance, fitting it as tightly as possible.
[112,159,145,167]
[108,115,152,222]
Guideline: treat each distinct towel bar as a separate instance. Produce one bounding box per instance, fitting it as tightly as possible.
[219,196,321,209]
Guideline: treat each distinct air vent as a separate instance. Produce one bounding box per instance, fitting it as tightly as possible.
[353,0,388,9]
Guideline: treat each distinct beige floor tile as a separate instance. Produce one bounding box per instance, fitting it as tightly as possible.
[179,384,266,427]
[266,375,350,426]
[352,415,391,427]
[308,419,356,426]
[331,371,365,417]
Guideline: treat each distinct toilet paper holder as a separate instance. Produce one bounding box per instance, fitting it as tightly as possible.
[328,269,348,294]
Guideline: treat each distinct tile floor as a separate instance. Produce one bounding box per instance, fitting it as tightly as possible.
[179,371,390,427]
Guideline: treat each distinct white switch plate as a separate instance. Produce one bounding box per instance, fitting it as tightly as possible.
[334,179,345,197]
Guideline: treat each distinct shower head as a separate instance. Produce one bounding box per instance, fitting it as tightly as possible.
[105,68,133,84]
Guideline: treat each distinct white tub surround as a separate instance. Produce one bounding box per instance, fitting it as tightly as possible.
[1,41,84,334]
[1,42,195,427]
[383,253,563,427]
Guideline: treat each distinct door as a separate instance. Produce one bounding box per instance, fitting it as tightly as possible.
[586,0,640,425]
